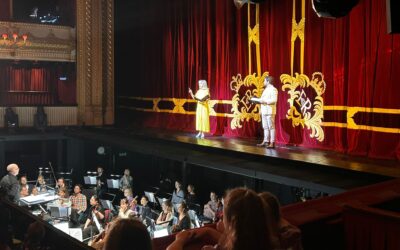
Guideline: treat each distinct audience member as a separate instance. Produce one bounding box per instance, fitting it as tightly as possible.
[171,181,185,205]
[33,106,48,132]
[259,192,302,250]
[185,184,197,205]
[156,200,173,229]
[103,218,152,250]
[119,169,133,191]
[0,163,20,202]
[118,198,134,219]
[171,202,191,233]
[168,187,275,250]
[4,107,19,131]
[22,222,46,250]
[203,191,219,221]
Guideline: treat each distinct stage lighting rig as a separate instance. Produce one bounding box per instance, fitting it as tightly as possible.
[233,0,265,9]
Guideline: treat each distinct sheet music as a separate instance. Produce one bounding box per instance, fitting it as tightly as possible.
[92,211,104,233]
[20,193,60,205]
[107,179,119,189]
[144,191,156,203]
[69,228,83,242]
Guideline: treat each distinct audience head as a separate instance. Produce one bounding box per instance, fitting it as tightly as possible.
[259,192,281,225]
[6,163,19,176]
[162,200,173,213]
[73,184,82,194]
[221,187,273,250]
[140,195,149,206]
[187,184,194,194]
[24,222,45,249]
[103,219,152,250]
[20,176,27,185]
[175,181,182,190]
[178,202,188,215]
[124,169,130,176]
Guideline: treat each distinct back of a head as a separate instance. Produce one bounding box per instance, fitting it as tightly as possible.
[103,219,152,250]
[25,222,45,246]
[222,187,273,250]
[258,192,281,224]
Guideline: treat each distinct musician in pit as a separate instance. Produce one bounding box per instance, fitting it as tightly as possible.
[36,175,47,193]
[83,195,105,239]
[70,184,87,225]
[0,163,20,202]
[96,167,107,199]
[118,198,135,219]
[19,175,30,193]
[55,187,71,207]
[119,168,133,191]
[56,177,66,191]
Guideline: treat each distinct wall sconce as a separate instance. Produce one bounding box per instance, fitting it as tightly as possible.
[0,33,28,46]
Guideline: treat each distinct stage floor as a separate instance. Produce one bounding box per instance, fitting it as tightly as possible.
[67,127,400,194]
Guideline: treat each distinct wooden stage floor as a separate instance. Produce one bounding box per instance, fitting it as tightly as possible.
[67,127,400,194]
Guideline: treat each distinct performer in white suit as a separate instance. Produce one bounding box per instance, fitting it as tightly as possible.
[250,76,278,148]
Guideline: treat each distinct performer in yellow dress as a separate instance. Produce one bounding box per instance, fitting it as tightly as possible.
[189,80,210,138]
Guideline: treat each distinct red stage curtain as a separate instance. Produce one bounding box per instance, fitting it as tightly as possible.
[0,62,76,106]
[122,0,400,160]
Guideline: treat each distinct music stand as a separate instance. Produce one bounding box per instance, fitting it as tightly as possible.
[153,228,169,238]
[144,191,156,203]
[84,176,97,185]
[157,197,167,207]
[49,206,70,221]
[100,199,115,212]
[107,179,119,189]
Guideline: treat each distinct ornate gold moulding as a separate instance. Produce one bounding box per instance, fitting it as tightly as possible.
[0,21,76,62]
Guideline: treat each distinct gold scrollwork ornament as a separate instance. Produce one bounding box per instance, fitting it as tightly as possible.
[230,72,269,129]
[280,72,326,141]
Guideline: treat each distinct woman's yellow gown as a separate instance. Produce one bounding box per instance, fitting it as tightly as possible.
[194,88,210,133]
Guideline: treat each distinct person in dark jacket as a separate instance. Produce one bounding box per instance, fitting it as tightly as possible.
[0,163,20,202]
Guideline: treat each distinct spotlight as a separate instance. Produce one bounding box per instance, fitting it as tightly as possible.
[233,0,265,9]
[312,0,359,18]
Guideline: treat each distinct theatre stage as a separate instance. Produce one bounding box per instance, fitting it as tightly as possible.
[68,127,400,195]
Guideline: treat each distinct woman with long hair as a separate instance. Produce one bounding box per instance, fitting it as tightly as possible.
[168,187,275,250]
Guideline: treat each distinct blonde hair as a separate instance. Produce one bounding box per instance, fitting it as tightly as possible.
[198,80,208,89]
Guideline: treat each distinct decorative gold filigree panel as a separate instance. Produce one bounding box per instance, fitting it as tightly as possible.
[230,72,269,129]
[281,73,326,141]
